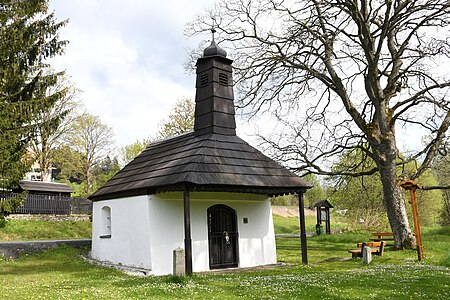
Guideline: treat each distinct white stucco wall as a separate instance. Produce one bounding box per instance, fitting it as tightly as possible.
[91,195,152,270]
[92,192,277,276]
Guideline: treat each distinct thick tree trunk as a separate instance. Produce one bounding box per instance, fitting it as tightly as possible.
[379,163,415,249]
[39,139,50,182]
[374,137,415,249]
[40,161,48,182]
[86,167,93,196]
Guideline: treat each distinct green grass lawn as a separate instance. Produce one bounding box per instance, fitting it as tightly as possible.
[2,212,331,242]
[273,214,349,234]
[1,224,449,299]
[0,219,92,241]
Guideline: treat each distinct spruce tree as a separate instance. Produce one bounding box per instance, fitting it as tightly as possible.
[0,0,67,220]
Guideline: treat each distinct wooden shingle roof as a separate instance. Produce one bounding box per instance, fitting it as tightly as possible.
[313,200,334,208]
[89,41,312,201]
[17,180,73,194]
[89,132,312,200]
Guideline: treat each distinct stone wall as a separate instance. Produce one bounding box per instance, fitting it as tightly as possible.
[6,214,91,222]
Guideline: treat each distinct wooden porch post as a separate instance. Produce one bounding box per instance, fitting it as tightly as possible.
[326,208,331,234]
[183,188,193,275]
[297,192,308,264]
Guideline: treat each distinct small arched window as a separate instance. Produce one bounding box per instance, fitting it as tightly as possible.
[100,206,112,238]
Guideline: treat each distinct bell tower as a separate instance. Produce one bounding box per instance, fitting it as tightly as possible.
[194,29,236,136]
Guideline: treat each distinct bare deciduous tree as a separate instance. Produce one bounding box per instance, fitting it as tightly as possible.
[30,72,80,182]
[187,0,450,248]
[65,113,114,196]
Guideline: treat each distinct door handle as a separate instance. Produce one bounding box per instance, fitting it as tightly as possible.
[223,231,230,244]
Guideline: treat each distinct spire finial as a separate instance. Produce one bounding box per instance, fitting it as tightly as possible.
[211,17,216,42]
[202,16,227,58]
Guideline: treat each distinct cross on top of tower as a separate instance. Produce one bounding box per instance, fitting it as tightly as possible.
[203,18,227,58]
[211,18,216,42]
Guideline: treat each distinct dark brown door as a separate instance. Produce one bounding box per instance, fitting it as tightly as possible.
[208,204,239,269]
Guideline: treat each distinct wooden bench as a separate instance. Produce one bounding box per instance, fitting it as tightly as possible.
[370,232,394,242]
[348,241,386,258]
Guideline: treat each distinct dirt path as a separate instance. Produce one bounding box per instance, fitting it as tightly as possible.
[272,206,315,217]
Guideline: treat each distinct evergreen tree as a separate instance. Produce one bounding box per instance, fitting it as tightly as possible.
[92,156,120,192]
[0,0,67,220]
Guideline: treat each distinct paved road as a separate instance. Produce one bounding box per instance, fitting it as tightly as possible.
[275,233,316,238]
[0,239,91,259]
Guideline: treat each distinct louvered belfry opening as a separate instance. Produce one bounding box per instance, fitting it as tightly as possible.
[194,40,236,136]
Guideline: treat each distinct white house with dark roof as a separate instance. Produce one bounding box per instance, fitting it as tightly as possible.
[88,37,312,276]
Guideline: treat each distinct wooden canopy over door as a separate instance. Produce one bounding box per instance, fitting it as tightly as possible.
[208,204,239,269]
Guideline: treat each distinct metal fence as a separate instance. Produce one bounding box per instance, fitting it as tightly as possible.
[70,197,93,215]
[0,193,92,215]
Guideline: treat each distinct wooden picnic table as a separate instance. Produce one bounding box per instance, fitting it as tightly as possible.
[348,241,386,258]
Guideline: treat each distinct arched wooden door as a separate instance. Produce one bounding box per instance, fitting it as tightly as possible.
[208,204,239,269]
